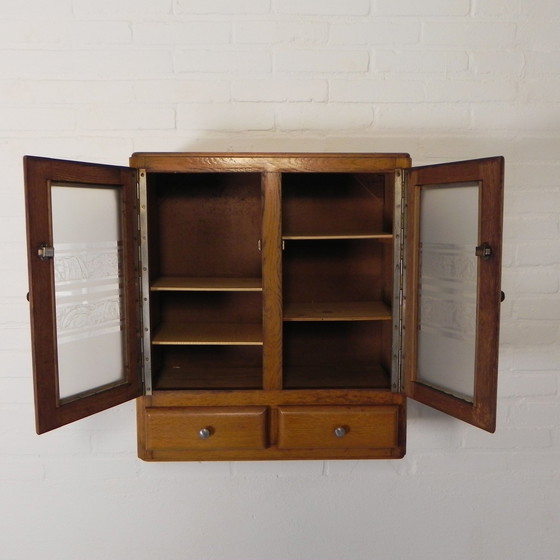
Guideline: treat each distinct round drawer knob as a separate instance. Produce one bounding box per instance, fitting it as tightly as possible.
[198,427,212,440]
[334,426,347,438]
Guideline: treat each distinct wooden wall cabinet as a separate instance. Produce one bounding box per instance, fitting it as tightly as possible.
[24,152,504,461]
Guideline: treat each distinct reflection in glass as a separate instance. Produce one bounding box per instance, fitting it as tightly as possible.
[51,185,125,401]
[417,183,479,402]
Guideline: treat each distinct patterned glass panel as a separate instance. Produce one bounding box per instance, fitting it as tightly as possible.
[417,183,479,402]
[51,185,125,401]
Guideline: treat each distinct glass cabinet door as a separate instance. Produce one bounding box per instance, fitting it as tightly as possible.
[404,157,504,432]
[25,157,142,434]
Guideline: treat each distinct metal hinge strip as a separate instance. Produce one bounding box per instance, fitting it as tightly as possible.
[391,169,406,392]
[138,169,152,395]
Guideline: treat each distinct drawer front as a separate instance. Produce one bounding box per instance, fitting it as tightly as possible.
[277,405,399,450]
[145,406,267,451]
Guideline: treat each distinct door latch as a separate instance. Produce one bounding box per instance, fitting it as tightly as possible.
[37,244,54,260]
[475,242,493,260]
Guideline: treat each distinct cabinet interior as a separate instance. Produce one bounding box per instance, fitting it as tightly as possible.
[146,172,263,391]
[145,169,394,393]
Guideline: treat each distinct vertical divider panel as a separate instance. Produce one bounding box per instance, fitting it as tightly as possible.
[261,172,283,391]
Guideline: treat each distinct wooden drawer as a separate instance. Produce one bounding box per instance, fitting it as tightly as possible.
[145,406,267,451]
[277,405,399,450]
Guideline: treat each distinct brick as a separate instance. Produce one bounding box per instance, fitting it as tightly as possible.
[422,22,517,48]
[329,79,427,103]
[133,79,231,103]
[133,21,231,45]
[232,78,327,102]
[138,458,236,478]
[0,188,24,217]
[517,21,560,51]
[375,50,469,74]
[521,0,560,18]
[323,135,421,154]
[0,350,32,376]
[472,51,525,75]
[275,103,373,130]
[406,406,464,450]
[506,164,560,188]
[514,298,560,321]
[375,104,470,129]
[175,0,270,14]
[474,105,560,131]
[275,49,369,73]
[0,301,29,327]
[0,105,75,131]
[464,427,552,449]
[505,452,560,476]
[405,136,512,162]
[175,49,271,74]
[2,79,133,105]
[512,266,559,295]
[0,20,131,46]
[499,373,558,398]
[510,347,560,372]
[234,21,328,45]
[473,0,522,16]
[275,0,370,16]
[73,0,173,16]
[78,104,176,131]
[329,21,420,45]
[375,0,470,16]
[502,323,559,346]
[0,49,173,78]
[516,242,560,266]
[525,52,560,75]
[21,137,134,167]
[0,0,71,15]
[0,459,45,481]
[508,190,560,214]
[0,262,29,299]
[521,78,560,102]
[44,457,140,480]
[233,460,324,477]
[426,79,517,102]
[510,401,560,428]
[505,138,560,162]
[413,451,512,475]
[177,103,274,131]
[0,378,33,404]
[504,215,558,241]
[501,243,516,268]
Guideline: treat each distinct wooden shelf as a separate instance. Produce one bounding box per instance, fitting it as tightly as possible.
[153,323,263,346]
[155,366,262,390]
[284,364,390,389]
[151,276,262,292]
[283,301,392,322]
[282,231,393,241]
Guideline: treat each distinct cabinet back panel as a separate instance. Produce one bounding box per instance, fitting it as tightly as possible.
[284,322,390,389]
[153,346,262,390]
[155,292,262,324]
[283,322,390,389]
[282,173,391,236]
[148,173,262,278]
[283,239,389,304]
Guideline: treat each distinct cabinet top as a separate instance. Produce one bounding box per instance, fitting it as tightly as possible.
[129,152,412,173]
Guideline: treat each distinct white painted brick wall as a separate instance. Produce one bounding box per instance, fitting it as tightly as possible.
[0,1,559,559]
